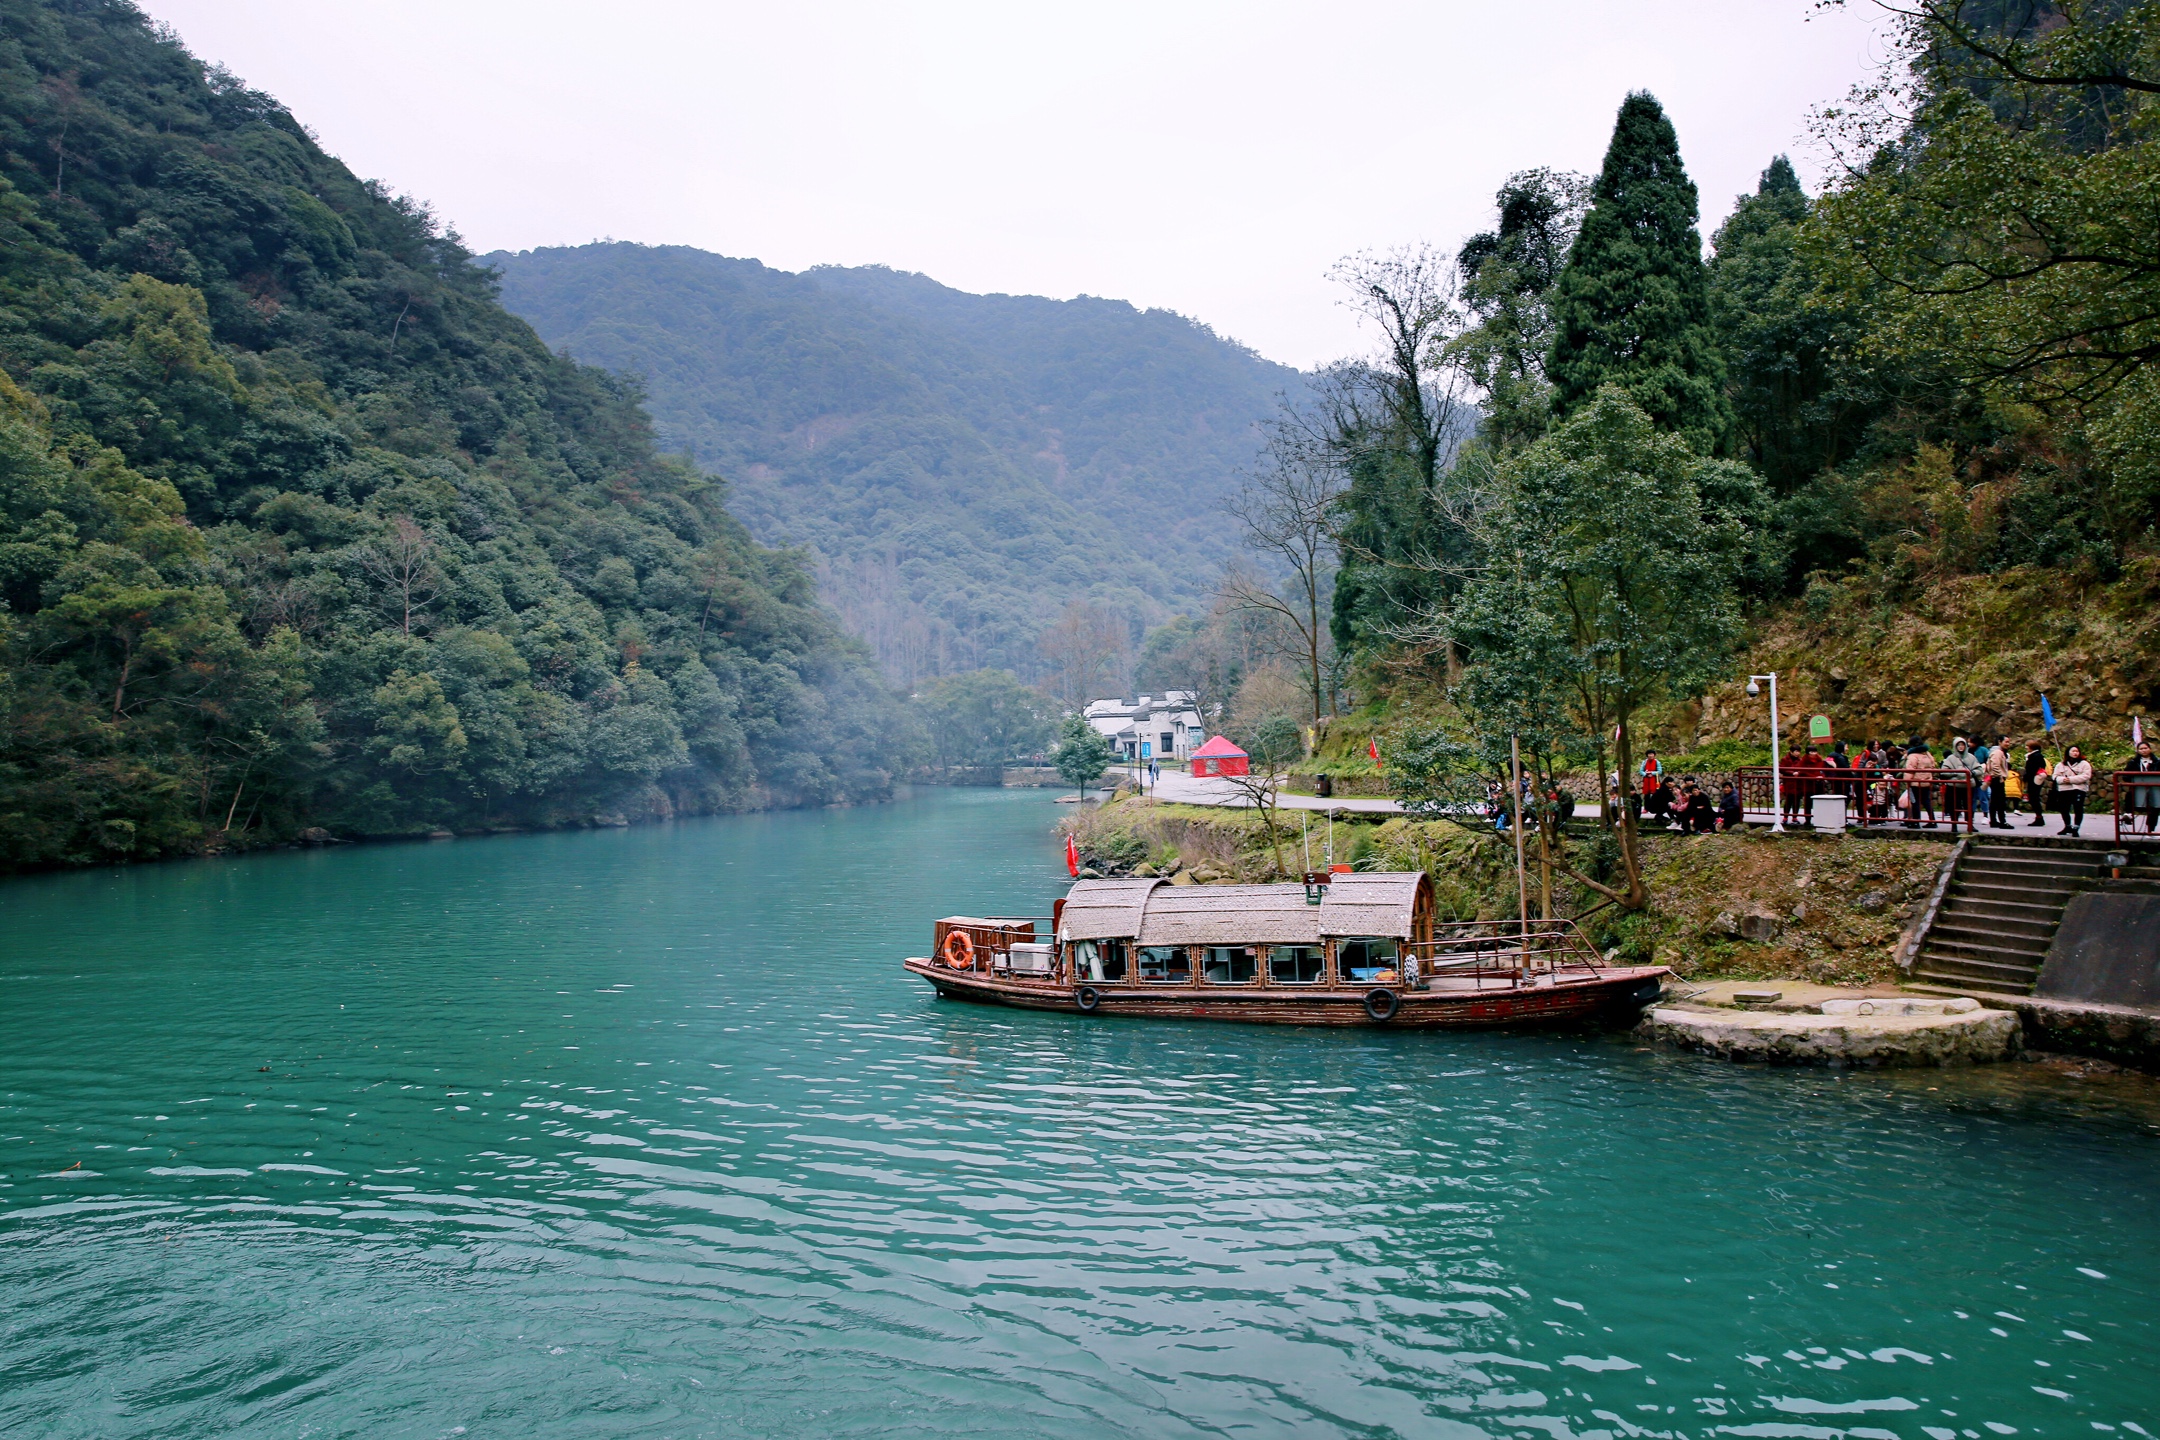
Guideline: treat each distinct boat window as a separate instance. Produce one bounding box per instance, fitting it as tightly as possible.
[1071,940,1127,982]
[1137,946,1189,982]
[1269,945,1324,984]
[1201,946,1258,984]
[1337,937,1400,982]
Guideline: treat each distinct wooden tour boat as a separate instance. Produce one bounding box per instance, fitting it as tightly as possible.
[903,871,1669,1028]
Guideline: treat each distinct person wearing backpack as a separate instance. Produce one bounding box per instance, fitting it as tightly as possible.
[1981,737,2013,828]
[1941,737,1983,827]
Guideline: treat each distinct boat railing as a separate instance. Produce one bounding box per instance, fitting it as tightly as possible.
[1401,917,1606,987]
[931,916,1055,977]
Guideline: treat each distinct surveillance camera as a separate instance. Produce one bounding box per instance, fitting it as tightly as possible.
[1745,680,1761,697]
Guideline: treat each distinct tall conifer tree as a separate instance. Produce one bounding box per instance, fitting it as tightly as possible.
[1547,92,1733,451]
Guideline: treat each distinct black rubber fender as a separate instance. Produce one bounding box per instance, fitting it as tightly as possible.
[1075,985,1101,1012]
[1363,988,1400,1022]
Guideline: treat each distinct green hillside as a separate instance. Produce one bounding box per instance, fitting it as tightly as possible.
[0,0,903,867]
[485,243,1303,683]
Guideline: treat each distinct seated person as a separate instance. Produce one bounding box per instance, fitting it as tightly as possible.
[1338,937,1399,983]
[1680,783,1718,834]
[1641,779,1672,826]
[1717,782,1742,831]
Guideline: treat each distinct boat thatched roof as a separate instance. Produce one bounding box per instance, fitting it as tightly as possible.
[1138,884,1321,946]
[1058,872,1429,945]
[1316,872,1427,940]
[1059,878,1164,940]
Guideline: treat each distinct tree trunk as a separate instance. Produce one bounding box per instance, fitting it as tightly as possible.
[1538,815,1554,921]
[110,635,134,722]
[1611,717,1647,909]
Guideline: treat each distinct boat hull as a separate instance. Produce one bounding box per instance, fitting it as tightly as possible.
[902,959,1669,1029]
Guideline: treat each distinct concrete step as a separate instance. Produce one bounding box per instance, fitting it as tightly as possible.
[1958,871,2092,889]
[1951,878,2081,905]
[1930,907,2059,941]
[1928,925,2052,957]
[1922,937,2050,970]
[1937,895,2066,923]
[1910,968,2035,996]
[1904,980,2027,1000]
[1918,945,2030,980]
[1959,857,2096,881]
[1965,842,2098,859]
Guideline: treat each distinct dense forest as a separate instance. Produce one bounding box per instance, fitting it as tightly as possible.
[1271,0,2160,910]
[487,244,1301,686]
[0,0,906,867]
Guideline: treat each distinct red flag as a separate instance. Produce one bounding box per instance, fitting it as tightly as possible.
[1368,738,1383,773]
[1065,833,1080,877]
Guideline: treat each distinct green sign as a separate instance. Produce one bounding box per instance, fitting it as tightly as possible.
[1809,714,1833,741]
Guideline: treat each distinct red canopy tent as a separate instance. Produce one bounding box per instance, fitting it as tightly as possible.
[1190,735,1249,778]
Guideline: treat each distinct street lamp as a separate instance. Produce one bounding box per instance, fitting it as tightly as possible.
[1746,673,1784,834]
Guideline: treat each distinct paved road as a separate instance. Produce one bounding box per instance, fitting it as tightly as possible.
[1125,766,1408,814]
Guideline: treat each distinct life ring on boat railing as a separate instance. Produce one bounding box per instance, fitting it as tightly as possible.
[942,929,975,971]
[1075,985,1101,1012]
[1364,988,1401,1022]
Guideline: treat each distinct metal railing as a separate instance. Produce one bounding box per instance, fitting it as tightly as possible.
[931,916,1050,976]
[1401,917,1607,989]
[2111,771,2160,845]
[1731,765,1979,833]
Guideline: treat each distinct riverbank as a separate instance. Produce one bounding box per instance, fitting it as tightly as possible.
[1064,793,1953,987]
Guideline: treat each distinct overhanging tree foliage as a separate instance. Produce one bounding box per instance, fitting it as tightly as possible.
[1810,0,2160,525]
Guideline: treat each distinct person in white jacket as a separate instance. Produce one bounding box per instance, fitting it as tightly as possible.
[2051,745,2095,836]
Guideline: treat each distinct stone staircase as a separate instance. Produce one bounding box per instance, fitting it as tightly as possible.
[1906,839,2110,995]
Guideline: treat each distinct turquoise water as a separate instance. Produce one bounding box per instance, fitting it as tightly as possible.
[1,786,2154,1438]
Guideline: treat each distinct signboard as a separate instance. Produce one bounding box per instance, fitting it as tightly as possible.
[1809,714,1833,741]
[1141,741,1152,759]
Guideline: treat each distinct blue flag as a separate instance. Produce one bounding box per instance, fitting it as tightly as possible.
[2041,693,2056,732]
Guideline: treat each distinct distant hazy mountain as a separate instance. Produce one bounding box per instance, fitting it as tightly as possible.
[485,244,1303,683]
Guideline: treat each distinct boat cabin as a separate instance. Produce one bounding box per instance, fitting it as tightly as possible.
[1055,873,1434,989]
[912,870,1661,1027]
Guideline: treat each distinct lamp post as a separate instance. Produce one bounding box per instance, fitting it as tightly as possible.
[1746,673,1784,833]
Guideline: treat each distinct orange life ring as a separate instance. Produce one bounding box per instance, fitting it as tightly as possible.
[942,929,975,971]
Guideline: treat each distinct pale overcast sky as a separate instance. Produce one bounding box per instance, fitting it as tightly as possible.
[136,1,1892,371]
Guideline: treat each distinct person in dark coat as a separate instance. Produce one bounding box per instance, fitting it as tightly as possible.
[1718,782,1742,831]
[2021,739,2051,827]
[2127,738,2160,833]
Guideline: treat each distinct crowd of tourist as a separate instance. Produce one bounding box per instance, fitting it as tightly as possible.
[1650,733,2159,837]
[1484,731,2160,839]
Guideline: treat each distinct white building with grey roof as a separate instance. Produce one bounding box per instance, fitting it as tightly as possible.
[1082,692,1204,763]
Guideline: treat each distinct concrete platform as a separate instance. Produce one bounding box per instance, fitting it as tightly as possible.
[1640,985,2020,1066]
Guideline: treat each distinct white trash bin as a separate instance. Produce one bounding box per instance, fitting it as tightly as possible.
[1810,792,1848,833]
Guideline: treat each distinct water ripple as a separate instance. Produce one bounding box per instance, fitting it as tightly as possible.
[2,789,2156,1438]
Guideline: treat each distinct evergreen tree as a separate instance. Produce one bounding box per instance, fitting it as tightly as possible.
[1709,157,1878,498]
[1451,168,1590,450]
[1547,93,1733,452]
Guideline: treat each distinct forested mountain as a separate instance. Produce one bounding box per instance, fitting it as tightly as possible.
[0,0,903,868]
[486,244,1303,684]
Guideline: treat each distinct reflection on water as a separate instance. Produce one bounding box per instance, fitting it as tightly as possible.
[0,787,2154,1438]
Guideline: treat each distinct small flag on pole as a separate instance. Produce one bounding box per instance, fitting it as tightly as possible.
[1368,738,1383,773]
[2041,693,2057,732]
[1065,834,1079,877]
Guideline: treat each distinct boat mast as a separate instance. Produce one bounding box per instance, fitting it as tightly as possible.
[1511,734,1529,970]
